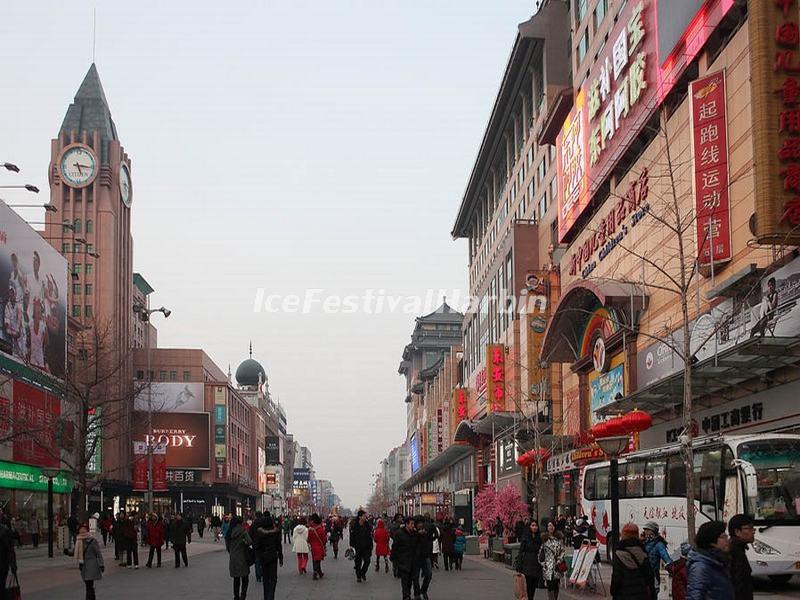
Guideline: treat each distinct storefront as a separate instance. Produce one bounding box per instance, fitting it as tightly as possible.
[0,460,71,539]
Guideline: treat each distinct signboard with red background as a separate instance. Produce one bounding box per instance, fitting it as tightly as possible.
[485,344,506,413]
[12,380,60,468]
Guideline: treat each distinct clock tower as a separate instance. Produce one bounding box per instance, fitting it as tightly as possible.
[45,63,134,485]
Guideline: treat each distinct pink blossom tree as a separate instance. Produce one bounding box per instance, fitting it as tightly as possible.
[494,484,529,534]
[472,486,497,529]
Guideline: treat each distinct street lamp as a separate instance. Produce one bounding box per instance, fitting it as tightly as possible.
[133,304,171,513]
[0,184,39,193]
[1,162,20,173]
[0,203,56,212]
[41,467,61,558]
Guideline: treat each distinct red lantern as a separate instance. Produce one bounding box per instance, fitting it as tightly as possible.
[516,454,526,466]
[605,416,628,437]
[622,409,653,433]
[591,421,609,439]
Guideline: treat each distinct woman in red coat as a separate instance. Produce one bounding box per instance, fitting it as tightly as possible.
[307,514,328,580]
[145,514,165,568]
[372,519,391,573]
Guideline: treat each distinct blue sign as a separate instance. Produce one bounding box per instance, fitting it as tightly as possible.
[214,405,226,424]
[410,434,420,474]
[590,364,625,424]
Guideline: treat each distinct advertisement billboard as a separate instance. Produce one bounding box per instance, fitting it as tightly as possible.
[12,379,60,468]
[410,433,420,474]
[134,382,204,413]
[0,200,68,379]
[265,435,280,465]
[132,412,211,469]
[292,467,310,490]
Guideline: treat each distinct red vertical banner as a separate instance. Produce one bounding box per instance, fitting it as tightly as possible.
[132,441,147,491]
[690,70,731,265]
[12,380,60,468]
[485,345,506,413]
[152,443,168,492]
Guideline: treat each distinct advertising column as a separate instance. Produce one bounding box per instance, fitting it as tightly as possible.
[213,386,227,481]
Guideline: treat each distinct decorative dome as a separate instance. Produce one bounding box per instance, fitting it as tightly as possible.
[235,358,266,387]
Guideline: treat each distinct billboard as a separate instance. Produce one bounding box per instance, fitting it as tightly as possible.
[132,412,211,469]
[134,382,204,413]
[12,380,60,468]
[410,433,420,474]
[258,446,267,492]
[0,200,68,379]
[292,467,310,490]
[265,435,280,465]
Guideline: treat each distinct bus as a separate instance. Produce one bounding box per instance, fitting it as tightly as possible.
[579,434,800,582]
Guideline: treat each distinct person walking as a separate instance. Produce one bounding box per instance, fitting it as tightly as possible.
[453,526,466,570]
[113,513,125,565]
[253,514,283,600]
[211,514,222,542]
[291,517,310,574]
[226,516,253,600]
[390,516,419,600]
[0,516,18,595]
[373,518,391,573]
[122,514,139,569]
[439,517,455,572]
[282,516,293,545]
[145,514,164,568]
[610,523,654,600]
[350,509,373,582]
[28,514,41,548]
[430,520,441,570]
[538,521,565,600]
[686,521,734,600]
[666,542,691,600]
[413,516,434,600]
[67,513,79,549]
[643,521,673,591]
[76,525,103,600]
[328,516,342,559]
[197,514,205,539]
[170,512,191,568]
[515,520,543,600]
[728,514,755,600]
[307,513,328,580]
[100,514,112,547]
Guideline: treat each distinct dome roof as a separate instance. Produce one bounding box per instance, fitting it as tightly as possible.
[235,358,266,387]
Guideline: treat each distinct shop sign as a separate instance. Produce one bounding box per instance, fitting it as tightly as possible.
[410,433,420,474]
[568,169,650,278]
[166,469,200,484]
[476,368,487,395]
[215,462,226,480]
[499,437,517,474]
[214,405,225,424]
[750,0,800,245]
[0,460,71,494]
[590,363,625,424]
[437,409,443,453]
[452,388,468,428]
[572,445,607,464]
[12,380,61,469]
[485,345,506,413]
[690,70,731,265]
[427,421,434,462]
[86,407,102,474]
[214,386,226,406]
[663,402,765,444]
[546,450,576,475]
[557,0,657,242]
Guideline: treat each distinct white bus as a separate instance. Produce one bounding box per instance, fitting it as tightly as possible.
[579,434,800,582]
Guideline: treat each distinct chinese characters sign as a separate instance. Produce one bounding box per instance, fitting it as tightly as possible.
[557,0,657,242]
[690,71,731,265]
[749,0,800,244]
[86,407,102,474]
[485,344,506,413]
[12,380,60,469]
[452,388,468,438]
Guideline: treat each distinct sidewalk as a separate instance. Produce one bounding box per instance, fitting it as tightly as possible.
[15,535,226,595]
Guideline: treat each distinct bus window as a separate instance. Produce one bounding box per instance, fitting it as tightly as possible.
[737,438,800,522]
[694,449,721,501]
[584,469,596,501]
[644,459,667,497]
[595,466,610,500]
[626,460,645,498]
[667,455,687,496]
[616,463,628,498]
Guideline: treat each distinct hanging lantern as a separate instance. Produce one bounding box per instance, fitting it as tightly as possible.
[605,416,628,437]
[533,447,551,462]
[622,408,653,433]
[591,421,610,439]
[516,454,526,466]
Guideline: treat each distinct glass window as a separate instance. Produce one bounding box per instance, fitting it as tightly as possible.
[550,177,558,210]
[86,264,93,275]
[73,243,82,253]
[527,147,534,169]
[539,193,548,220]
[136,370,145,380]
[85,305,93,318]
[595,466,609,500]
[626,460,645,498]
[738,438,800,522]
[85,284,92,295]
[86,244,94,254]
[72,305,81,317]
[645,459,667,497]
[169,371,178,382]
[183,371,192,382]
[584,469,596,500]
[73,264,81,274]
[72,283,82,295]
[576,0,588,22]
[538,160,546,184]
[86,220,93,233]
[62,243,69,254]
[159,371,168,382]
[73,218,82,234]
[578,28,590,64]
[594,0,608,30]
[667,454,687,496]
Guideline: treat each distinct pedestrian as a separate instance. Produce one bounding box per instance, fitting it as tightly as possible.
[572,516,589,549]
[76,525,103,600]
[28,513,41,548]
[413,516,434,600]
[222,514,232,539]
[430,519,441,570]
[666,542,691,600]
[0,515,18,593]
[439,517,455,571]
[170,512,191,568]
[350,509,373,582]
[113,513,125,565]
[122,513,139,569]
[642,521,673,589]
[163,514,171,550]
[610,523,654,600]
[211,514,222,542]
[67,513,79,549]
[282,516,293,545]
[390,516,420,600]
[453,526,466,570]
[515,520,543,600]
[100,514,112,547]
[291,517,310,574]
[197,514,205,539]
[329,516,342,559]
[226,516,253,600]
[538,520,565,600]
[308,513,328,580]
[253,513,283,600]
[145,514,164,568]
[373,518,391,573]
[728,514,755,600]
[686,520,734,600]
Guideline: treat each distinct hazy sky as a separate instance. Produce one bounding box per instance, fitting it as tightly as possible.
[2,1,533,508]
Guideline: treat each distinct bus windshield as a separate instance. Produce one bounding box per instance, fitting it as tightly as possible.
[737,439,800,523]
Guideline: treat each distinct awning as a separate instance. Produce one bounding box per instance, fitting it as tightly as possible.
[398,444,474,491]
[452,412,523,442]
[541,279,648,363]
[596,336,800,418]
[705,264,765,300]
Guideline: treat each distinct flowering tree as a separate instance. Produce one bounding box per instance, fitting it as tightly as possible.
[472,486,497,528]
[473,484,529,535]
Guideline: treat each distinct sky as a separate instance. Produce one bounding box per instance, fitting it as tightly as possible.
[1,1,534,508]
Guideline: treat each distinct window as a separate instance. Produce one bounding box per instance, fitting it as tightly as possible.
[63,223,71,233]
[62,243,70,254]
[625,460,645,498]
[575,0,588,23]
[538,160,546,184]
[595,466,609,500]
[159,371,168,382]
[73,263,82,274]
[170,371,178,381]
[594,0,608,30]
[86,264,93,275]
[85,305,93,317]
[550,176,558,209]
[85,284,92,295]
[667,454,687,496]
[527,147,534,169]
[73,283,82,295]
[539,193,548,220]
[86,219,93,233]
[73,242,82,253]
[86,244,94,254]
[584,469,597,500]
[72,305,81,317]
[644,459,667,497]
[78,348,88,360]
[73,218,82,233]
[183,371,192,382]
[136,370,145,380]
[578,27,590,64]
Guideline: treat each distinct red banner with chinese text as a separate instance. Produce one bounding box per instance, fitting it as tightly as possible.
[12,380,60,468]
[690,70,731,265]
[132,442,147,492]
[485,345,506,413]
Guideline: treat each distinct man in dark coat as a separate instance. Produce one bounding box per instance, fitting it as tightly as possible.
[413,516,435,600]
[0,516,17,591]
[438,518,456,571]
[391,517,419,600]
[349,510,374,582]
[253,514,283,600]
[170,513,191,568]
[728,514,754,600]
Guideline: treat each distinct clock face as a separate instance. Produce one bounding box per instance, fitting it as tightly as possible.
[120,163,132,207]
[59,145,98,188]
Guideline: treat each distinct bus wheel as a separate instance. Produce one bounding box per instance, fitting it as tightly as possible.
[769,575,793,586]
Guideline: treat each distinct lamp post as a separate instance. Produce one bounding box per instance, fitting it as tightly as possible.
[0,184,39,193]
[133,304,171,513]
[595,435,629,556]
[1,162,20,172]
[41,467,61,559]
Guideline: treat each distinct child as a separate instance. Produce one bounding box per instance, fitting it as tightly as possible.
[666,542,690,600]
[453,527,467,571]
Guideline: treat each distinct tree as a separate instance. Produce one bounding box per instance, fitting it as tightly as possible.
[474,484,528,536]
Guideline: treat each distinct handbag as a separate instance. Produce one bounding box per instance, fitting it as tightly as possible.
[513,572,527,600]
[245,544,256,566]
[513,549,524,572]
[556,559,568,573]
[4,572,21,600]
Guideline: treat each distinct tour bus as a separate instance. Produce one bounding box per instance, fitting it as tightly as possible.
[579,434,800,582]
